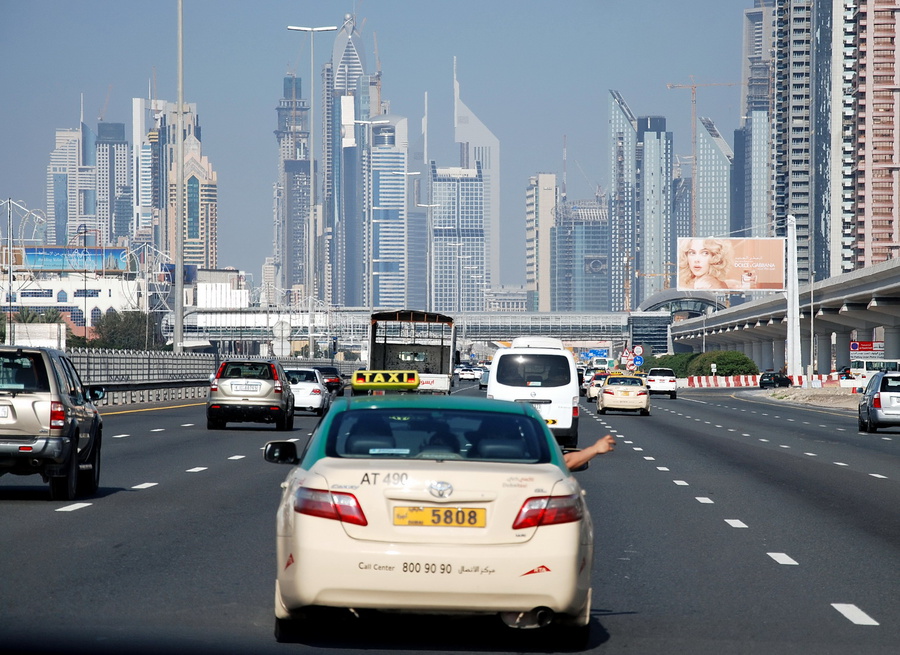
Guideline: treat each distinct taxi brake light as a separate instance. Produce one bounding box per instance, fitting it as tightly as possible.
[294,487,368,526]
[512,494,582,529]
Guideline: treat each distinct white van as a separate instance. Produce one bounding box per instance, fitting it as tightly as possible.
[486,337,580,447]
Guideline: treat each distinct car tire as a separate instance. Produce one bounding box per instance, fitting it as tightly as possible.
[670,391,677,399]
[858,413,866,432]
[867,416,878,433]
[640,408,650,416]
[49,440,79,501]
[76,433,101,497]
[287,412,295,430]
[598,407,606,415]
[207,417,224,430]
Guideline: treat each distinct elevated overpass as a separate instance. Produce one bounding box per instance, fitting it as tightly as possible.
[671,258,900,373]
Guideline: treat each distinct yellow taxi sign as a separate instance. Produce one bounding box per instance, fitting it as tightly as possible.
[352,370,421,391]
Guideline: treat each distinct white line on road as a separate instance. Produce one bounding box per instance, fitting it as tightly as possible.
[869,474,888,479]
[804,453,818,457]
[696,497,714,504]
[633,447,644,451]
[644,456,656,461]
[151,429,165,432]
[228,455,246,460]
[767,552,799,565]
[657,467,670,471]
[831,604,879,626]
[112,434,129,439]
[186,467,208,473]
[132,482,158,489]
[673,480,689,486]
[725,519,748,528]
[56,503,92,512]
[834,462,849,467]
[181,423,195,427]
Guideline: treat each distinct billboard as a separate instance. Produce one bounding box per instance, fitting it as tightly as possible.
[676,237,785,291]
[2,246,132,273]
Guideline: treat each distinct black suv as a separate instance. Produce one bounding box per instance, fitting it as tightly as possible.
[759,372,792,389]
[0,346,105,500]
[312,365,345,395]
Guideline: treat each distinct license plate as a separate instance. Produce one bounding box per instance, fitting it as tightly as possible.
[231,383,260,393]
[0,406,7,418]
[393,506,487,528]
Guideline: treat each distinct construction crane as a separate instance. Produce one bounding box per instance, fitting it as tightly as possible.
[98,84,113,122]
[666,77,737,235]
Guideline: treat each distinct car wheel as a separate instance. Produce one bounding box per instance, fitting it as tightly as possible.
[287,412,295,430]
[858,413,866,432]
[207,417,224,430]
[867,415,878,433]
[598,407,606,415]
[49,440,79,501]
[670,391,677,399]
[640,408,650,416]
[76,433,101,497]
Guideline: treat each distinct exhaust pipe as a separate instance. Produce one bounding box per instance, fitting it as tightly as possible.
[500,607,555,629]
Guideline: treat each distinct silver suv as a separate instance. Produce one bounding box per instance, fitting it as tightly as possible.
[858,370,900,432]
[206,359,295,430]
[0,346,105,500]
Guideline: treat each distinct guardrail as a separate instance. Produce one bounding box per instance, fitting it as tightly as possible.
[66,348,360,407]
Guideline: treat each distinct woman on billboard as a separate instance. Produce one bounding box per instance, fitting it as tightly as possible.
[678,238,733,290]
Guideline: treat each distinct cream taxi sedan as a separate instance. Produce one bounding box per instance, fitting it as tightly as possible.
[596,375,651,416]
[263,372,594,646]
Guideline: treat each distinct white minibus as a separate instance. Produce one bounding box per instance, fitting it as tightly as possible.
[486,337,580,447]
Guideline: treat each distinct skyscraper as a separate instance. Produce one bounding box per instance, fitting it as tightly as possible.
[273,74,312,296]
[429,163,485,312]
[608,91,638,311]
[695,116,733,239]
[551,196,611,312]
[96,122,132,245]
[525,173,558,312]
[454,59,500,290]
[167,131,218,268]
[637,116,674,300]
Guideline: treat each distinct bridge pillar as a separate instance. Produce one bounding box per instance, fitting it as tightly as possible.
[816,333,832,373]
[884,326,900,359]
[760,340,774,372]
[835,331,851,370]
[801,335,812,370]
[751,340,764,369]
[773,339,786,372]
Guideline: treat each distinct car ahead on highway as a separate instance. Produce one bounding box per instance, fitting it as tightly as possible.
[585,372,609,401]
[597,375,650,416]
[646,367,677,399]
[207,359,294,430]
[284,368,331,416]
[478,369,489,390]
[263,377,594,645]
[858,370,900,432]
[457,367,480,381]
[759,372,792,389]
[312,365,345,396]
[0,345,105,500]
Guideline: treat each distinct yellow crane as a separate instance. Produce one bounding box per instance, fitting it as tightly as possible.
[666,77,737,235]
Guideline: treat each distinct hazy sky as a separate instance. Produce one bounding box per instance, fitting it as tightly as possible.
[1,0,750,286]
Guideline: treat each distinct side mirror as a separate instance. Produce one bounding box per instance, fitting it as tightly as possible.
[264,441,300,465]
[856,388,864,394]
[87,385,105,402]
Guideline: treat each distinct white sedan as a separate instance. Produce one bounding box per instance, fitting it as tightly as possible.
[284,368,331,416]
[264,385,594,646]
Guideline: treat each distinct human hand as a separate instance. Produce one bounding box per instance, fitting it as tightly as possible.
[592,434,616,455]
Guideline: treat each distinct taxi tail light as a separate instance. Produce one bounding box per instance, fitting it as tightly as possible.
[294,487,368,526]
[637,390,648,397]
[873,393,882,409]
[311,388,322,395]
[50,401,66,428]
[512,494,583,530]
[603,389,615,396]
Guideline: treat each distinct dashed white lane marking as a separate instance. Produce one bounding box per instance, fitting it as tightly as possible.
[804,452,817,457]
[673,480,689,486]
[132,482,158,489]
[779,445,791,449]
[725,519,748,528]
[767,552,799,565]
[834,462,849,466]
[186,467,207,473]
[633,447,644,451]
[644,456,656,461]
[696,497,714,504]
[657,467,670,471]
[760,439,770,442]
[228,455,246,460]
[831,603,879,626]
[181,423,194,427]
[151,429,165,432]
[56,503,92,512]
[112,434,129,439]
[870,474,888,479]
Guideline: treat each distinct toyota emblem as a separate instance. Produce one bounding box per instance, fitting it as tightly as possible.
[429,481,453,499]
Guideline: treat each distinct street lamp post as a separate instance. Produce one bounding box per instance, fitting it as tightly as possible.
[287,24,338,301]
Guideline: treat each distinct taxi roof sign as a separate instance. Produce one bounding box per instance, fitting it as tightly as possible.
[351,370,421,391]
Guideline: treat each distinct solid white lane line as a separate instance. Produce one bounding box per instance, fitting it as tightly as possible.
[228,455,246,460]
[696,497,714,504]
[831,604,879,626]
[767,552,798,565]
[132,482,158,489]
[673,480,689,486]
[725,519,748,528]
[56,503,92,512]
[186,467,207,473]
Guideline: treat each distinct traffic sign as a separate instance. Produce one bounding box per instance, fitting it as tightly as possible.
[633,355,644,367]
[633,345,644,356]
[626,362,636,371]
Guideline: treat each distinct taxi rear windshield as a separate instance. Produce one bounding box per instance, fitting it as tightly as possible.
[325,409,551,463]
[495,354,572,388]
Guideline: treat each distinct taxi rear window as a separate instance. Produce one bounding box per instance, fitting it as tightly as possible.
[325,409,551,463]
